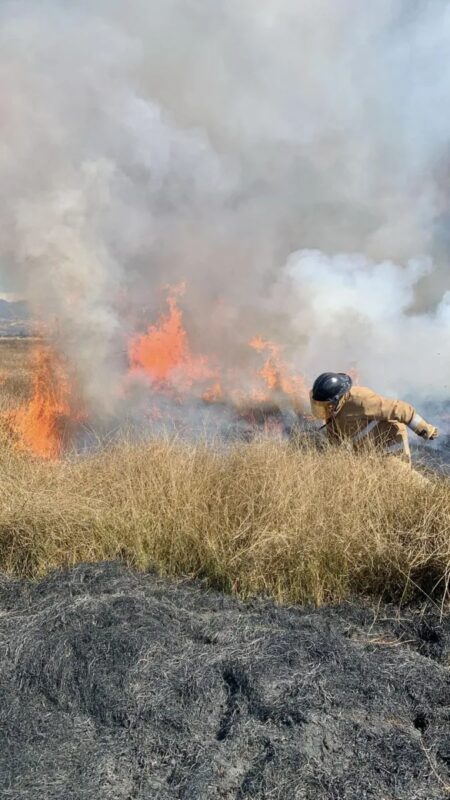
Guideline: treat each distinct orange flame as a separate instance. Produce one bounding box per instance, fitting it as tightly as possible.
[249,336,307,411]
[7,346,83,459]
[128,286,218,394]
[9,287,311,460]
[202,381,224,403]
[128,288,309,413]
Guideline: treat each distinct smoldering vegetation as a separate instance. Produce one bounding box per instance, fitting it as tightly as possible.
[1,562,449,799]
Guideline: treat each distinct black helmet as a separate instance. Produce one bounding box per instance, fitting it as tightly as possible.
[311,372,352,404]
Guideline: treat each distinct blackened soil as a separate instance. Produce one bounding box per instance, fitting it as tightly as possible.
[0,562,449,799]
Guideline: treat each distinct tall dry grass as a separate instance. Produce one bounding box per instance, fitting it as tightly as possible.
[0,433,448,606]
[0,337,448,606]
[0,337,35,408]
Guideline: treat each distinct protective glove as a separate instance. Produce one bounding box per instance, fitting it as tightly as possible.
[409,414,439,440]
[420,425,439,440]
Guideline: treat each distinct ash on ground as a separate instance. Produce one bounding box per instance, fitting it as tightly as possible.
[1,563,449,799]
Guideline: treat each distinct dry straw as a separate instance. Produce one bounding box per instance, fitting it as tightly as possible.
[0,430,448,607]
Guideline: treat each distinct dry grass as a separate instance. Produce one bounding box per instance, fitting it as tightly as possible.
[0,336,448,606]
[0,337,36,408]
[0,434,448,606]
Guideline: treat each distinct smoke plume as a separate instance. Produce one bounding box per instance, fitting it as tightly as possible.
[0,0,449,416]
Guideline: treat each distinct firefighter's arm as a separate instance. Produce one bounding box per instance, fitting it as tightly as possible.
[377,395,438,440]
[406,411,438,440]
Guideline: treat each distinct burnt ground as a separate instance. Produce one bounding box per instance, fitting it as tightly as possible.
[0,563,449,800]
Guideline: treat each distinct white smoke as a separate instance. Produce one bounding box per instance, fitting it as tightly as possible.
[0,0,449,418]
[283,251,450,400]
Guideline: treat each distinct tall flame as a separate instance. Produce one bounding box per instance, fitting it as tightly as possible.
[128,285,217,394]
[7,345,83,459]
[128,287,308,411]
[6,287,311,459]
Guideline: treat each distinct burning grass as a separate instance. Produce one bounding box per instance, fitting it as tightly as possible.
[5,344,85,459]
[0,335,448,607]
[0,435,448,606]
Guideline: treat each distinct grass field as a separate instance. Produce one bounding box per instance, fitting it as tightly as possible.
[0,337,35,407]
[0,337,449,607]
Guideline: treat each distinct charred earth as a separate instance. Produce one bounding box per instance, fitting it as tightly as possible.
[1,562,449,800]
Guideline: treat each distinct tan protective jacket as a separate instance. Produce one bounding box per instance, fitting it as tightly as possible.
[326,386,434,462]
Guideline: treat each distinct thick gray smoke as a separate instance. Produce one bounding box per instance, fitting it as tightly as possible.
[0,0,449,417]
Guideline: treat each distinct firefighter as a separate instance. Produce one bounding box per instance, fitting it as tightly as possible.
[309,372,438,464]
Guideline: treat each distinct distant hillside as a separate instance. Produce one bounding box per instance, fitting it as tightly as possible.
[0,299,32,336]
[0,299,30,320]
